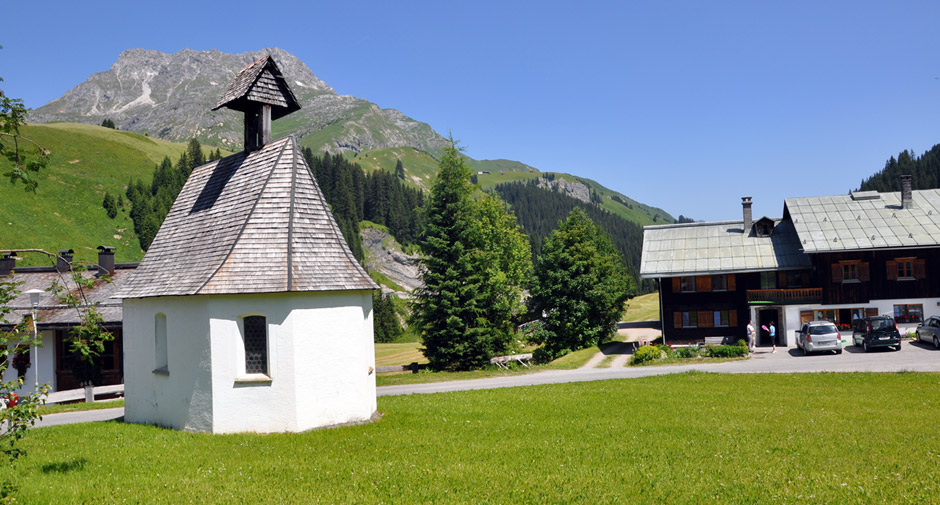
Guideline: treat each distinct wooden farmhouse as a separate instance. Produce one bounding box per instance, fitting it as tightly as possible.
[1,248,132,395]
[117,56,379,433]
[641,176,940,346]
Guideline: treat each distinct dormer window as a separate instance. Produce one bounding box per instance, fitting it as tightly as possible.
[753,217,775,237]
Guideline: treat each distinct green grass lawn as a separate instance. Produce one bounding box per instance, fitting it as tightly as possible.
[38,399,124,416]
[623,291,660,322]
[12,373,939,504]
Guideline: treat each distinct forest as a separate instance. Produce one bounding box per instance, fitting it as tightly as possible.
[858,144,940,192]
[493,179,653,293]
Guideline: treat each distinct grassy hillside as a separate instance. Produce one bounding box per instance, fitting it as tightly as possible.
[346,146,674,226]
[0,123,211,265]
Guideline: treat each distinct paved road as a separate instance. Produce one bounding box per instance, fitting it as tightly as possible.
[36,340,940,427]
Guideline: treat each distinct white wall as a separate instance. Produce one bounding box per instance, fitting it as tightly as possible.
[777,297,940,344]
[123,296,214,432]
[124,290,376,434]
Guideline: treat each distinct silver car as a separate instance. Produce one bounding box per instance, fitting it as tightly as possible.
[797,321,843,355]
[915,316,940,349]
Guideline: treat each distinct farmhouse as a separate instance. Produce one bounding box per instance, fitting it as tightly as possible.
[641,176,940,346]
[117,55,379,433]
[0,247,132,394]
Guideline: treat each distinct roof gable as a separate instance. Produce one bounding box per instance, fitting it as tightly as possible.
[212,55,300,120]
[117,136,377,299]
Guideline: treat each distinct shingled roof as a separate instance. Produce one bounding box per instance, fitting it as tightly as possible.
[212,55,300,120]
[117,136,377,299]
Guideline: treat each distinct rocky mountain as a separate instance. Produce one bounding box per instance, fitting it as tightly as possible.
[29,48,449,155]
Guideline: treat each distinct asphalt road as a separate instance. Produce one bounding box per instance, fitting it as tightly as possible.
[36,339,940,428]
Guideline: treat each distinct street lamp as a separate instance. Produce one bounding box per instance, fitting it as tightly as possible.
[24,289,43,392]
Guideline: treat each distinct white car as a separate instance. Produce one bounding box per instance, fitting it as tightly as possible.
[797,321,843,355]
[915,316,940,349]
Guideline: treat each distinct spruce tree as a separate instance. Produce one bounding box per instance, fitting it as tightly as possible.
[102,192,117,218]
[411,143,492,370]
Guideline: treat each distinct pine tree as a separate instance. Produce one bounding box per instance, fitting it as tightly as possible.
[394,158,405,180]
[373,291,404,343]
[102,192,117,219]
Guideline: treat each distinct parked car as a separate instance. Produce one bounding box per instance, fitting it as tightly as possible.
[796,321,842,355]
[852,316,901,352]
[915,316,940,349]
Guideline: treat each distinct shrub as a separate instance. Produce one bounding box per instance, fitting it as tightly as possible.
[653,344,675,358]
[705,345,749,358]
[630,345,665,365]
[533,347,569,364]
[674,346,702,359]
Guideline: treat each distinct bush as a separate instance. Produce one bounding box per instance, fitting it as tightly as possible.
[533,347,569,364]
[705,345,749,358]
[674,346,702,359]
[630,345,665,365]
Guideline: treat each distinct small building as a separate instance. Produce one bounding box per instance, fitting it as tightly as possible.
[641,176,940,346]
[117,55,379,434]
[0,247,132,393]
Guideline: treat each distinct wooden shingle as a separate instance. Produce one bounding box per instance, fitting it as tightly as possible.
[117,136,377,299]
[212,55,300,120]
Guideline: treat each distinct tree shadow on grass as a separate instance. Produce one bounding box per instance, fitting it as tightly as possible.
[42,458,87,474]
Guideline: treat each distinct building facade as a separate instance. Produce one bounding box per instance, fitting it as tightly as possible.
[641,178,940,346]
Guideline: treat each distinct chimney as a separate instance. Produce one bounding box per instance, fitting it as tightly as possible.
[0,252,15,277]
[901,174,913,209]
[742,197,753,232]
[56,249,74,273]
[97,245,116,276]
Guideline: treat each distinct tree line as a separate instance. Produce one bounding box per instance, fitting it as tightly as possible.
[493,178,654,293]
[117,139,221,250]
[301,148,425,260]
[858,144,940,192]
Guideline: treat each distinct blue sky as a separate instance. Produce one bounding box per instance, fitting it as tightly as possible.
[3,0,940,221]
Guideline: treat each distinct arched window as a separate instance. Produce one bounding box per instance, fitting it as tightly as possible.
[243,315,268,375]
[154,313,168,373]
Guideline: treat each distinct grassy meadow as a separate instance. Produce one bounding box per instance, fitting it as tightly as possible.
[14,372,939,504]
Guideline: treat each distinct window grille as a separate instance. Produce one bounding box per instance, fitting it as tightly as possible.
[244,316,268,374]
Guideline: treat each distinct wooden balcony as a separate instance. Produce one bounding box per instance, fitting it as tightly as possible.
[746,288,822,304]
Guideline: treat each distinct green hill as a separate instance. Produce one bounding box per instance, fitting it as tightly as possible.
[0,123,214,265]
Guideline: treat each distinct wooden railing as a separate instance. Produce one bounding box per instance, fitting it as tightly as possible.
[746,288,822,304]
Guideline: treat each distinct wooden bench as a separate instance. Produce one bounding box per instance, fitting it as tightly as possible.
[704,336,728,346]
[489,353,533,369]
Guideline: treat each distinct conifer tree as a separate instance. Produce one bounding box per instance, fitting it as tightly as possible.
[102,192,117,219]
[528,208,633,359]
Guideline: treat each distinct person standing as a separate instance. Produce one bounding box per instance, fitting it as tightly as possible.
[770,321,777,353]
[746,319,756,352]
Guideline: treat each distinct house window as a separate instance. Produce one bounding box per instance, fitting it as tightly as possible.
[243,315,268,375]
[711,275,728,291]
[713,311,730,327]
[897,259,913,279]
[893,304,923,324]
[680,277,696,293]
[760,272,776,289]
[681,311,698,328]
[154,313,168,374]
[786,270,805,287]
[842,262,859,282]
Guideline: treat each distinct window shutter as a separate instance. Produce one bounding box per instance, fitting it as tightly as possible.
[831,263,842,283]
[697,276,711,292]
[727,274,736,291]
[914,259,926,279]
[698,311,712,328]
[859,262,870,282]
[729,310,738,327]
[777,271,787,288]
[672,277,680,293]
[886,260,897,280]
[865,307,878,317]
[673,312,682,329]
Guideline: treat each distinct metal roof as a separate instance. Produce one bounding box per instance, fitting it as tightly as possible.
[639,218,810,279]
[116,136,378,299]
[785,189,940,253]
